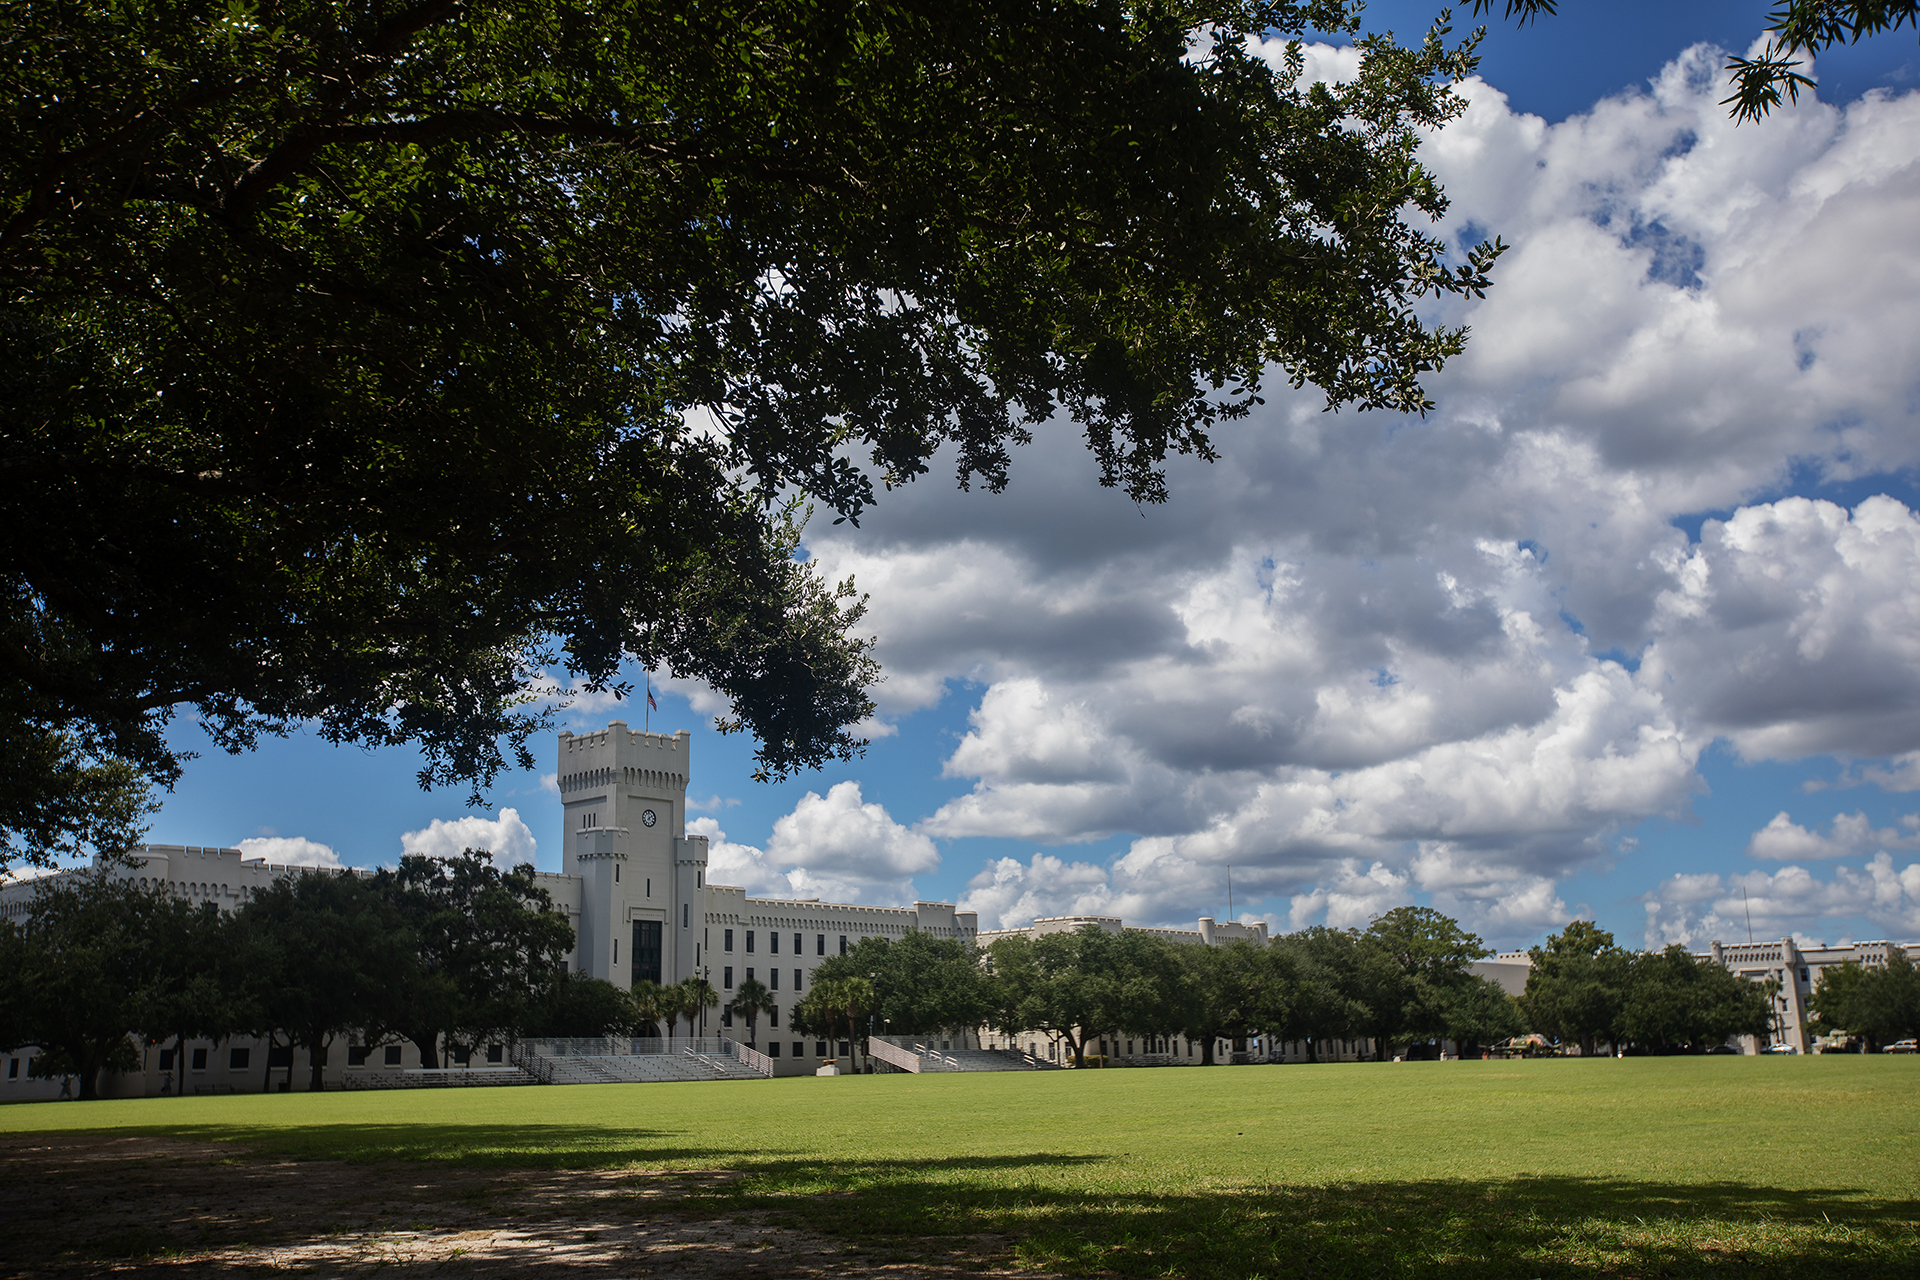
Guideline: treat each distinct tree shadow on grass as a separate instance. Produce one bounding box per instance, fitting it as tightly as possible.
[726,1169,1920,1279]
[8,1125,1914,1278]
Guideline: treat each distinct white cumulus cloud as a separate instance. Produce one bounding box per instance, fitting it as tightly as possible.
[696,782,936,906]
[399,808,537,869]
[235,836,344,869]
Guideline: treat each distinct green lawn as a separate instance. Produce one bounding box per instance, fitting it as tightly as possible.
[6,1057,1917,1277]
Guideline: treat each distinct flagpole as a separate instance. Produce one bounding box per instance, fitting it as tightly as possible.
[645,673,651,733]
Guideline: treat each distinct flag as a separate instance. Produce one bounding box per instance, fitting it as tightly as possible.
[647,686,659,712]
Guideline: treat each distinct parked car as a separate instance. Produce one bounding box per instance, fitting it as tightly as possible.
[1886,1039,1918,1054]
[1761,1043,1799,1054]
[1705,1044,1740,1055]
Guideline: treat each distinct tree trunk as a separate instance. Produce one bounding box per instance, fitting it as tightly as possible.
[410,1030,441,1070]
[76,1054,100,1100]
[1201,1036,1215,1066]
[306,1033,329,1091]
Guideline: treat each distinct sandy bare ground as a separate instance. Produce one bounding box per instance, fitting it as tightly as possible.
[0,1133,1032,1278]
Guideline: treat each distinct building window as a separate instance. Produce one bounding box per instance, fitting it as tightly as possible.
[746,967,755,984]
[770,969,779,990]
[795,968,803,992]
[770,932,780,955]
[9,1057,18,1079]
[725,966,734,989]
[722,1006,733,1027]
[633,920,663,985]
[768,1042,780,1057]
[793,932,802,954]
[615,864,619,882]
[348,1045,370,1066]
[746,930,755,953]
[1800,967,1810,982]
[816,1041,828,1057]
[838,1040,851,1057]
[385,1045,403,1066]
[230,1048,251,1071]
[613,938,619,965]
[646,877,651,897]
[684,904,689,928]
[725,929,734,951]
[487,1044,503,1063]
[191,1048,208,1072]
[158,1049,175,1073]
[769,1007,779,1027]
[817,934,825,956]
[839,935,847,955]
[269,1045,292,1068]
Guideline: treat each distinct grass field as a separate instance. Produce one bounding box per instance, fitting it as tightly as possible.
[5,1057,1917,1277]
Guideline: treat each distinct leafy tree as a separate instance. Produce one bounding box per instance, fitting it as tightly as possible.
[1354,906,1491,1060]
[6,0,1504,813]
[1274,926,1369,1061]
[525,973,642,1038]
[0,725,156,873]
[1811,951,1920,1050]
[1474,0,1920,120]
[728,976,777,1048]
[1173,938,1281,1065]
[371,850,576,1067]
[139,894,242,1095]
[0,871,162,1098]
[1445,975,1525,1057]
[1520,920,1631,1056]
[814,930,990,1037]
[237,869,415,1089]
[1808,960,1866,1041]
[1616,945,1775,1052]
[984,927,1127,1068]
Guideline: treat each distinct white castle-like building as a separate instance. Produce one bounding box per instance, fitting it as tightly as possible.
[4,720,1916,1097]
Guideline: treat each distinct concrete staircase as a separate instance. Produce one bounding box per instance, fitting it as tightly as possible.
[518,1039,772,1085]
[867,1038,1060,1073]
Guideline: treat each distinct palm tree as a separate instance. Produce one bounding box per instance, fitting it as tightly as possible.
[679,975,719,1041]
[728,977,777,1048]
[838,975,875,1072]
[630,980,666,1041]
[794,985,838,1050]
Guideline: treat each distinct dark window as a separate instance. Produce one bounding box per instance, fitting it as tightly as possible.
[768,1042,780,1057]
[746,968,754,983]
[614,864,619,882]
[191,1048,208,1071]
[795,968,803,991]
[348,1045,370,1066]
[1800,967,1810,982]
[795,1043,806,1059]
[487,1044,503,1064]
[684,904,689,928]
[770,932,780,955]
[746,930,755,953]
[229,1047,250,1071]
[9,1057,18,1079]
[770,1007,779,1027]
[725,929,734,951]
[839,935,847,955]
[385,1045,403,1066]
[722,1006,733,1027]
[268,1045,292,1068]
[632,920,663,986]
[815,1042,828,1057]
[724,965,734,988]
[613,937,618,965]
[770,969,779,990]
[817,934,825,955]
[452,1045,471,1065]
[838,1040,850,1056]
[157,1049,174,1072]
[794,933,802,954]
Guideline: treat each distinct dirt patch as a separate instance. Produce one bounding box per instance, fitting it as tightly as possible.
[0,1133,1030,1278]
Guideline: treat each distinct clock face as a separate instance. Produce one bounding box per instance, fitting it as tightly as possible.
[641,809,657,827]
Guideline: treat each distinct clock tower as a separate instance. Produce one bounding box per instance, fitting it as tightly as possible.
[555,722,708,989]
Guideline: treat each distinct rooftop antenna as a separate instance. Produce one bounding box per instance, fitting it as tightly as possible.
[1742,886,1754,945]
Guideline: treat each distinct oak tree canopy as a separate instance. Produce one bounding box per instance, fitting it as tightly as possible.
[3,0,1503,866]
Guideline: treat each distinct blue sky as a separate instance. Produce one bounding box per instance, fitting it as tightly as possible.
[148,6,1920,953]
